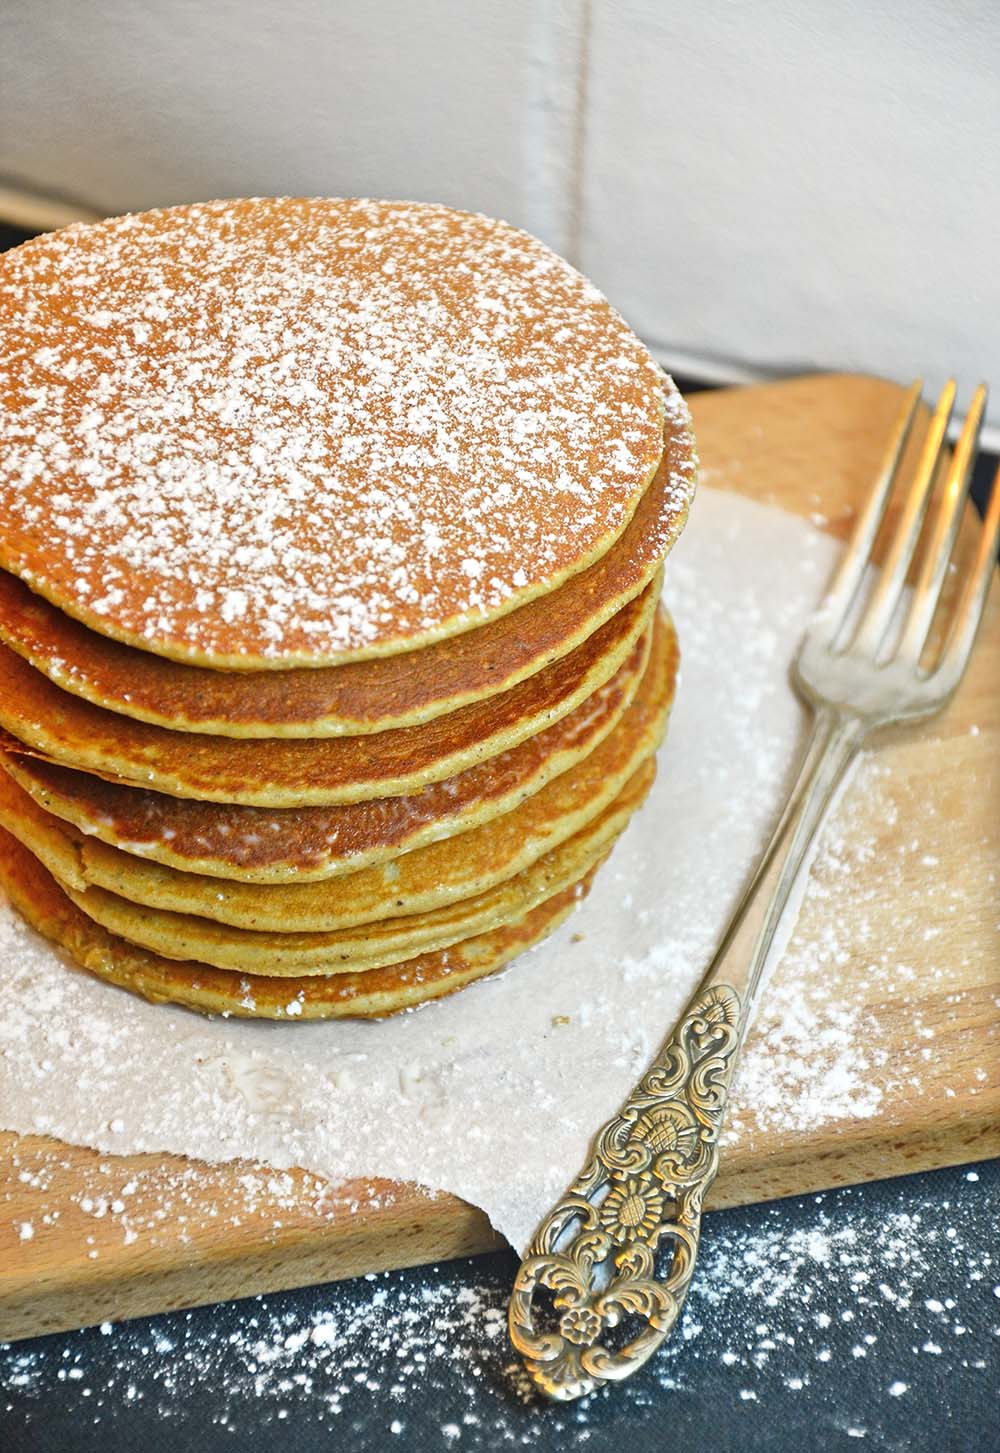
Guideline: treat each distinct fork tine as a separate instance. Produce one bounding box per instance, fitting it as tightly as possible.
[853,379,956,657]
[819,379,923,643]
[932,456,1000,696]
[897,383,988,664]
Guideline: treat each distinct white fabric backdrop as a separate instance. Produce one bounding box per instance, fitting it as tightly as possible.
[1,0,996,427]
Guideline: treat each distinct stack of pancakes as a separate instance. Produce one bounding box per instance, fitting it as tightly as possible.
[0,198,695,1020]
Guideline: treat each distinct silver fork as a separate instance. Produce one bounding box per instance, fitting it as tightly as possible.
[508,379,1000,1402]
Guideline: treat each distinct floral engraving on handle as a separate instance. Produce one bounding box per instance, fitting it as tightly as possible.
[509,984,742,1401]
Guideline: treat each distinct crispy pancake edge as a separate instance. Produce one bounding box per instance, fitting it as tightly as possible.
[0,827,604,1020]
[0,618,668,883]
[0,615,675,931]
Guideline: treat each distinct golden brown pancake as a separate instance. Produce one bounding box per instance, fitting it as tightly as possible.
[0,198,684,668]
[0,581,656,806]
[0,613,673,930]
[2,618,671,883]
[0,427,692,737]
[45,763,651,975]
[0,827,602,1019]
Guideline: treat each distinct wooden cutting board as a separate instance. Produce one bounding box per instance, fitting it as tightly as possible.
[2,373,997,1342]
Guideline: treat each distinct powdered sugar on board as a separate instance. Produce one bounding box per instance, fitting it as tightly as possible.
[0,488,993,1256]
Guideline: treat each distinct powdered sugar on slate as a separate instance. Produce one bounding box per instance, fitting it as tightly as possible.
[2,1171,995,1443]
[0,198,674,664]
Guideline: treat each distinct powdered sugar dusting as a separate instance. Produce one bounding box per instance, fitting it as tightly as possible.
[726,745,997,1147]
[0,197,674,663]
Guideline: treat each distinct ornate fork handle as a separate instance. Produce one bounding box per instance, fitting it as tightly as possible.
[509,980,743,1401]
[509,709,867,1400]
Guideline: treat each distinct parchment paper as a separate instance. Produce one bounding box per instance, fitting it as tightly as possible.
[0,488,840,1252]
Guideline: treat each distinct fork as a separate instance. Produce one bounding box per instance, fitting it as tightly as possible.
[508,379,1000,1402]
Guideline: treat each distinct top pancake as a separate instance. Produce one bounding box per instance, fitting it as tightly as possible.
[0,197,673,668]
[0,416,694,736]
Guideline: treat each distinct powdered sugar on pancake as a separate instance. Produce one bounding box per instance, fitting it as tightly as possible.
[0,198,676,665]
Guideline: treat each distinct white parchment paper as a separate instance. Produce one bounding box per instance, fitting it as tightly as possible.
[0,489,840,1252]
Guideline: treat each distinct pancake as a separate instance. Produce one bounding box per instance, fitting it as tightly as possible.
[41,761,652,976]
[0,579,656,806]
[0,418,693,738]
[0,826,599,1019]
[0,624,672,930]
[0,643,643,885]
[1,619,668,883]
[0,197,678,668]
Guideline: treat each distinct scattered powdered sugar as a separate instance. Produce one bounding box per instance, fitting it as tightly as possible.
[3,1168,996,1444]
[0,487,993,1263]
[726,739,997,1149]
[723,758,893,1143]
[0,197,679,662]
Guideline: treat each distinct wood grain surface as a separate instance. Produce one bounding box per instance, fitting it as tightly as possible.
[2,373,997,1342]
